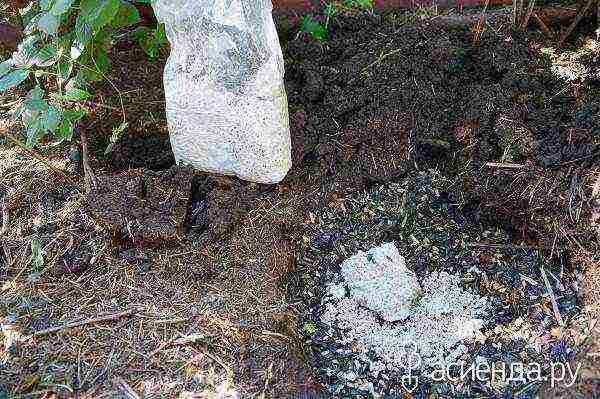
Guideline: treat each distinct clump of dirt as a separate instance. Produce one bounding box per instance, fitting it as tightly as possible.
[84,166,193,247]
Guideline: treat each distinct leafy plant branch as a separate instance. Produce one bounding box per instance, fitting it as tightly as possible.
[0,0,167,153]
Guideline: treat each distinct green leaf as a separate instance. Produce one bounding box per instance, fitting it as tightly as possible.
[111,1,141,29]
[73,17,93,55]
[30,85,44,101]
[300,16,327,41]
[25,99,47,111]
[69,72,90,90]
[80,0,121,32]
[30,238,44,269]
[24,14,42,35]
[50,0,74,15]
[62,88,92,101]
[0,69,30,93]
[154,23,166,42]
[92,47,110,75]
[25,118,42,148]
[58,119,74,140]
[38,12,60,35]
[79,0,102,17]
[40,106,61,132]
[64,108,87,122]
[40,0,55,11]
[57,59,73,82]
[25,86,47,112]
[13,34,42,67]
[131,26,150,42]
[31,44,58,67]
[356,0,373,8]
[0,59,14,78]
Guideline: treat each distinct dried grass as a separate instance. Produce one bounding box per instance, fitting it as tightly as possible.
[0,143,320,398]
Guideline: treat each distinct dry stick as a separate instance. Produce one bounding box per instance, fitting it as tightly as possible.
[591,172,600,226]
[485,161,525,169]
[0,200,8,236]
[468,242,567,250]
[30,309,137,338]
[557,0,594,49]
[514,0,523,25]
[473,0,490,46]
[149,332,208,356]
[521,0,536,30]
[540,265,566,328]
[79,125,97,194]
[533,12,555,38]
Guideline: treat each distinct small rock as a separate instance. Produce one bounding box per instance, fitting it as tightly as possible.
[340,242,421,322]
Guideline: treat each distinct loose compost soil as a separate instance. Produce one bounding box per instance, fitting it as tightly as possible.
[2,5,600,399]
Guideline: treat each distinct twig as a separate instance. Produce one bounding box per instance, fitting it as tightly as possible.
[485,162,525,169]
[150,332,208,356]
[472,0,490,46]
[30,309,137,338]
[360,47,406,74]
[533,12,554,38]
[204,350,234,378]
[468,242,566,250]
[0,200,8,236]
[557,0,594,49]
[521,0,536,29]
[568,169,584,224]
[540,264,566,327]
[112,377,141,399]
[0,123,77,185]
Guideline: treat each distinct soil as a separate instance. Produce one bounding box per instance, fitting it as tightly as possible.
[2,5,600,399]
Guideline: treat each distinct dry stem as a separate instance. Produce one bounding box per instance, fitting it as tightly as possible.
[558,0,594,49]
[29,308,138,338]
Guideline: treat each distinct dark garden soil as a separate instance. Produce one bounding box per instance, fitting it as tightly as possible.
[2,4,600,399]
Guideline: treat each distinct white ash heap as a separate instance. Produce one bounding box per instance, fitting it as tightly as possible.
[321,242,490,371]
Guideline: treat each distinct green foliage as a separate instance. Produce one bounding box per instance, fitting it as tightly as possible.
[30,237,44,270]
[300,15,328,41]
[131,23,168,59]
[0,0,157,149]
[300,0,373,41]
